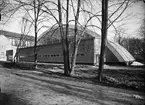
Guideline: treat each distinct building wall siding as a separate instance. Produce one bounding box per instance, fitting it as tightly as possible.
[75,39,94,64]
[105,47,119,62]
[18,38,94,64]
[94,38,101,65]
[0,30,34,61]
[0,35,15,61]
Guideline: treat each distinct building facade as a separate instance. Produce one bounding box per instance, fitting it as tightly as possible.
[16,25,135,65]
[0,30,34,61]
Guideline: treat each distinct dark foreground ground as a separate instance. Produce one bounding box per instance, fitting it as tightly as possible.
[0,62,145,105]
[2,61,145,91]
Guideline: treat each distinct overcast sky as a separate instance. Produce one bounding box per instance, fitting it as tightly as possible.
[0,1,144,40]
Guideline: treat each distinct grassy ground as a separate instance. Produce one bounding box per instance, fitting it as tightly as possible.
[73,65,145,92]
[0,61,145,105]
[1,61,145,92]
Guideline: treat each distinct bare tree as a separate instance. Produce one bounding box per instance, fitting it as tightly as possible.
[13,16,33,63]
[139,18,145,62]
[14,0,50,69]
[13,0,71,74]
[0,0,23,27]
[0,0,9,21]
[11,0,141,78]
[70,0,81,74]
[68,0,133,81]
[67,0,102,74]
[68,0,134,77]
[114,27,126,45]
[98,0,108,82]
[64,0,71,75]
[57,0,71,75]
[38,0,72,75]
[96,0,137,82]
[139,18,145,38]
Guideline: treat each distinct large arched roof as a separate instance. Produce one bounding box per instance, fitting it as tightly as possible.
[38,25,135,63]
[38,25,100,41]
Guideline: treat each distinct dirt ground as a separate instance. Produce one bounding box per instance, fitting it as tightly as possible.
[0,63,145,105]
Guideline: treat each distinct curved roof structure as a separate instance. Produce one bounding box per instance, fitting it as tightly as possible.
[107,41,135,62]
[38,25,135,63]
[38,24,100,41]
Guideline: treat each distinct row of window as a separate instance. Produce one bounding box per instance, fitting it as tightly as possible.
[9,38,34,47]
[26,53,85,58]
[0,45,5,48]
[43,39,60,45]
[42,37,77,45]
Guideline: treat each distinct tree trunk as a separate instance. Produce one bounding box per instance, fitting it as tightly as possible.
[34,24,38,69]
[98,0,108,82]
[62,40,70,76]
[65,0,71,75]
[70,0,81,75]
[33,0,38,69]
[70,42,79,75]
[58,0,70,76]
[63,49,70,75]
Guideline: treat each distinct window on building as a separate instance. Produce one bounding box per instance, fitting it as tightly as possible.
[9,39,12,45]
[10,39,14,46]
[15,39,19,46]
[29,42,34,46]
[22,40,26,47]
[26,41,28,46]
[12,39,16,46]
[28,41,30,46]
[0,52,5,58]
[80,53,85,56]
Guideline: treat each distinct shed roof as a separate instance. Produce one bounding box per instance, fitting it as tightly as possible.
[0,30,34,41]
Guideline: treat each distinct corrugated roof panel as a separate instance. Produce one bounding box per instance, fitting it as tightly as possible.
[108,41,135,62]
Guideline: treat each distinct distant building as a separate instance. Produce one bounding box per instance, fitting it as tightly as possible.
[0,30,34,61]
[26,25,134,65]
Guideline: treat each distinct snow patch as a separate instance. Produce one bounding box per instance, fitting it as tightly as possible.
[131,61,144,66]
